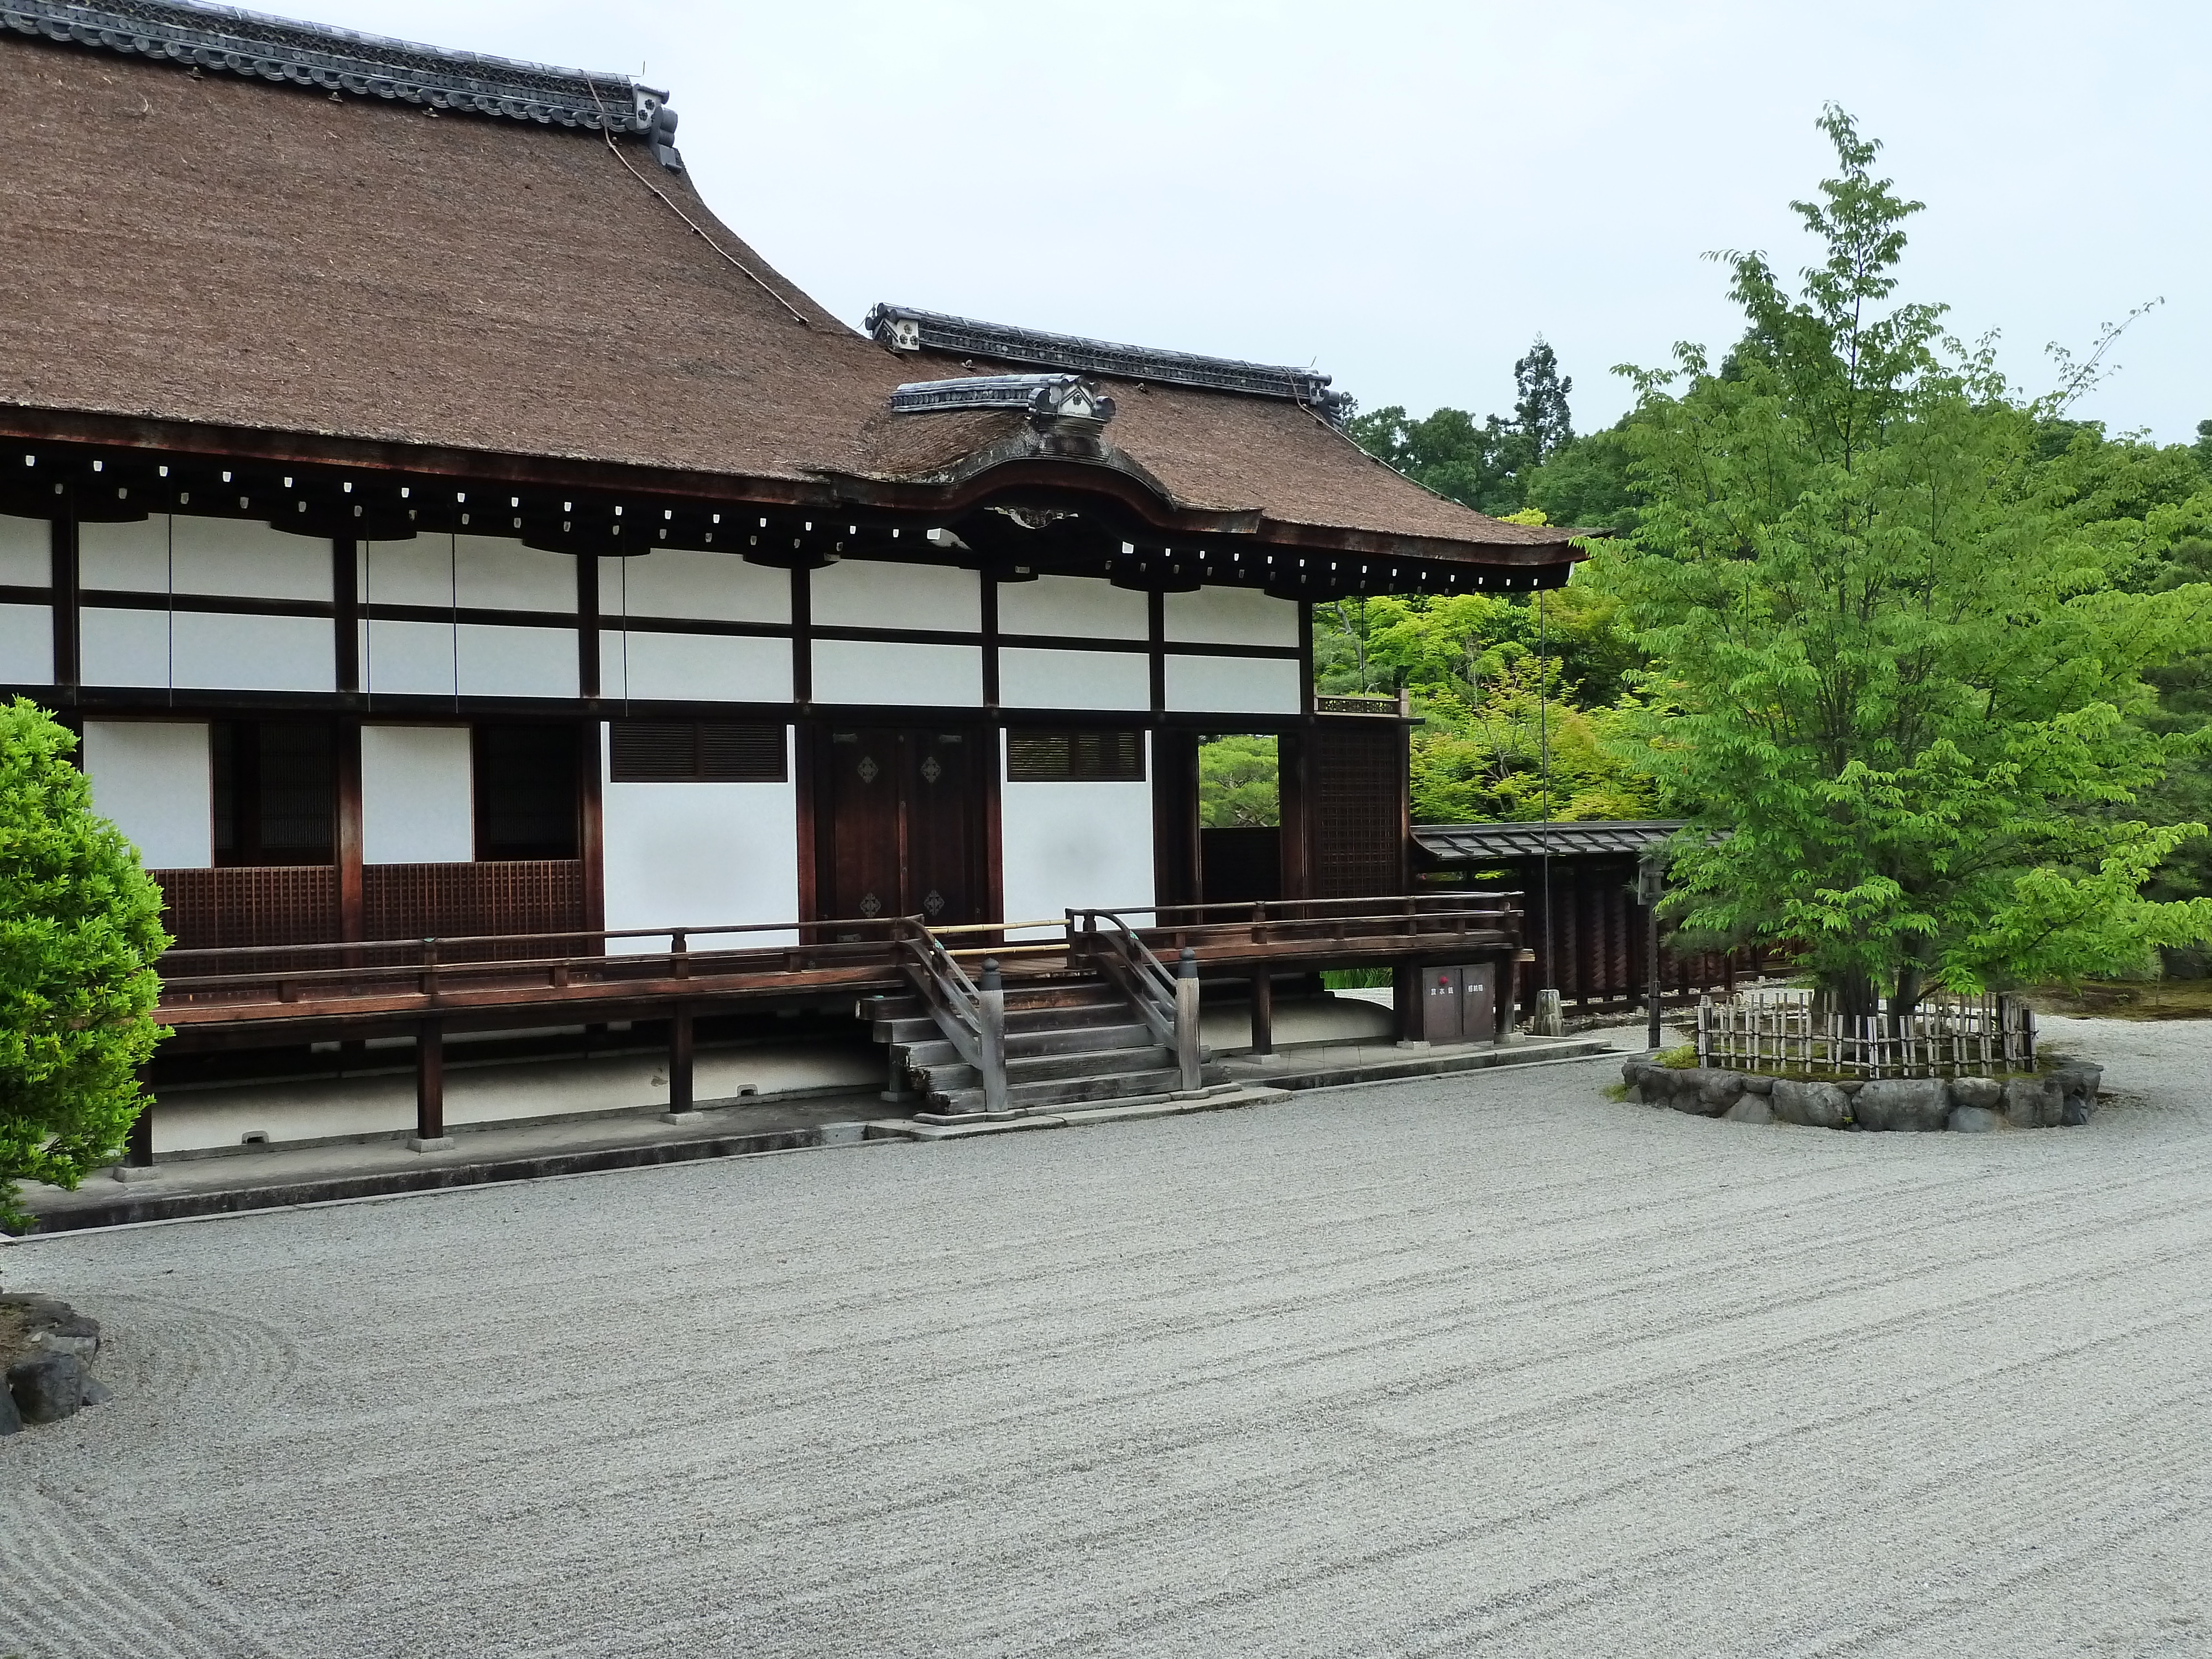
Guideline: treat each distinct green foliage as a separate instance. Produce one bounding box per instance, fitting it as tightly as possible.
[1656,1044,1698,1069]
[1603,106,2212,1014]
[0,701,169,1228]
[1311,580,1656,823]
[1345,335,1582,520]
[1411,664,1658,823]
[1198,735,1280,828]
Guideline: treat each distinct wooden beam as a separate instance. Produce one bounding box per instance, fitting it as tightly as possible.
[1249,971,1273,1055]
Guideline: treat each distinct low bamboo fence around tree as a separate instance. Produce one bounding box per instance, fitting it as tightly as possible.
[1695,989,2036,1079]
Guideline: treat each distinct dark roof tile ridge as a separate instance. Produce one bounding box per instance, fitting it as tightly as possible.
[863,302,1349,419]
[1,0,668,133]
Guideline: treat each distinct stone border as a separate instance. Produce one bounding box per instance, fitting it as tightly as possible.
[1,1294,108,1434]
[1619,1060,2104,1131]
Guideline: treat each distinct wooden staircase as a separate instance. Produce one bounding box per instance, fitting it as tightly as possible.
[867,975,1228,1122]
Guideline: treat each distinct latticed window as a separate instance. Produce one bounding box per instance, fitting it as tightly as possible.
[608,721,786,782]
[211,719,333,866]
[1005,729,1145,782]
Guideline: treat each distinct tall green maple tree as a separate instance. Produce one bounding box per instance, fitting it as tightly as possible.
[1608,107,2212,1016]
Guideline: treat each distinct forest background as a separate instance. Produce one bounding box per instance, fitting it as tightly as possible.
[1194,341,2212,928]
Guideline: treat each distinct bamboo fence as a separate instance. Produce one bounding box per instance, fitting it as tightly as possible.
[1695,989,2035,1078]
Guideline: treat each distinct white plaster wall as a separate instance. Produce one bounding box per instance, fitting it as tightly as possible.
[170,517,331,602]
[812,639,983,707]
[600,630,791,703]
[1165,654,1302,716]
[0,514,50,586]
[172,612,335,692]
[361,618,455,696]
[602,724,799,951]
[361,538,455,607]
[998,575,1148,640]
[811,559,978,632]
[0,604,52,683]
[80,607,171,687]
[361,724,473,864]
[999,731,1156,935]
[455,536,575,613]
[457,624,578,698]
[998,646,1150,712]
[1164,585,1300,647]
[78,517,167,592]
[601,549,790,624]
[82,719,211,868]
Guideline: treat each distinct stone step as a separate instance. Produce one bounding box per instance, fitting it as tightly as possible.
[873,998,1135,1048]
[895,1024,1168,1075]
[914,1044,1177,1094]
[928,1064,1227,1116]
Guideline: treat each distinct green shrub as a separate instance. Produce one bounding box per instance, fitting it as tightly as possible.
[0,701,169,1229]
[1657,1044,1699,1069]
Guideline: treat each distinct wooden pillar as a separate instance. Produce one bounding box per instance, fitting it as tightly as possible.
[1276,729,1311,902]
[336,717,363,945]
[1393,958,1421,1044]
[1249,971,1274,1055]
[576,549,600,698]
[1501,950,1524,1040]
[665,1001,695,1117]
[578,717,604,940]
[124,1100,154,1169]
[51,486,79,700]
[411,1019,448,1149]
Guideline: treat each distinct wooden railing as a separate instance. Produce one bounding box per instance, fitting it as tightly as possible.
[1076,891,1523,961]
[893,919,1008,1115]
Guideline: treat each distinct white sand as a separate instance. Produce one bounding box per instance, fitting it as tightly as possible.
[3,1013,2210,1657]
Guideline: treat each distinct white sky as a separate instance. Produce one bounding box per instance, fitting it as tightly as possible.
[309,1,2209,443]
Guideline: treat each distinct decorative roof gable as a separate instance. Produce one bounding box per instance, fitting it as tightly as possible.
[889,374,1115,425]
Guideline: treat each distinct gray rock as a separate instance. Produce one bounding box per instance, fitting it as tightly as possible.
[1856,1078,1951,1133]
[0,1382,19,1436]
[1741,1075,1775,1095]
[79,1372,111,1406]
[1697,1071,1749,1114]
[1723,1094,1774,1125]
[1,1295,100,1361]
[2003,1076,2063,1130]
[1621,1060,1648,1090]
[2052,1063,2104,1118]
[1949,1076,2003,1112]
[1771,1079,1853,1129]
[2062,1098,2095,1128]
[1948,1105,2004,1133]
[8,1353,84,1426]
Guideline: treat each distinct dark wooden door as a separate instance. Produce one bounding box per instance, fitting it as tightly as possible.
[818,727,984,930]
[905,729,979,926]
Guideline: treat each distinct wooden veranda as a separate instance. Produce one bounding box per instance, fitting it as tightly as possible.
[135,891,1526,1159]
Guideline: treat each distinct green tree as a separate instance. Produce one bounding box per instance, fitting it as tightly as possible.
[1606,107,2212,1019]
[0,701,169,1228]
[1512,337,1574,461]
[1198,735,1280,827]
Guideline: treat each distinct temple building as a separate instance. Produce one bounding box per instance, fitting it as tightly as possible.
[0,0,1589,1157]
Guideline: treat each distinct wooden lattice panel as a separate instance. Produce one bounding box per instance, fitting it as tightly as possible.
[363,860,586,947]
[1310,725,1402,899]
[152,866,338,953]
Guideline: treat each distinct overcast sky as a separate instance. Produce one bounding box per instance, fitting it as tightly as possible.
[315,1,2208,443]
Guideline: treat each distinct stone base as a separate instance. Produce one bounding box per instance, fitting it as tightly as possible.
[405,1135,456,1152]
[109,1163,161,1183]
[1618,1058,2103,1132]
[658,1111,706,1126]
